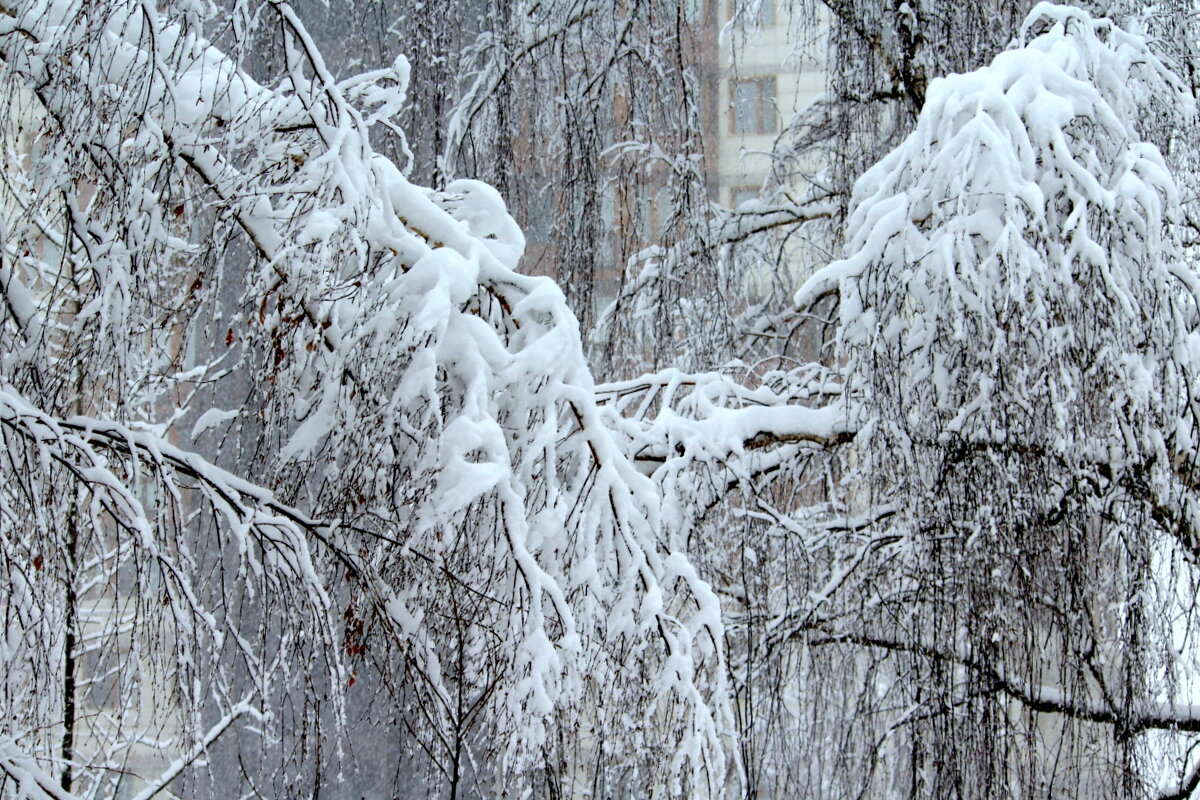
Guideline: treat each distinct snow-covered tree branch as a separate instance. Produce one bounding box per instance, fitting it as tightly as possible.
[0,0,730,795]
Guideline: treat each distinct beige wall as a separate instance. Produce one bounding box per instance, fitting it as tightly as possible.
[713,0,826,208]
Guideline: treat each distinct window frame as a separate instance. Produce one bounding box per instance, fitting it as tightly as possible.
[730,76,778,135]
[732,0,774,26]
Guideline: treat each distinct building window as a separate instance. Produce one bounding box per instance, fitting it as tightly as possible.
[734,0,774,26]
[759,0,775,25]
[731,187,759,209]
[732,77,777,135]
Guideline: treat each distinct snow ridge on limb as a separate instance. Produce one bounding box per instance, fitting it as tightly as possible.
[0,740,79,800]
[0,0,730,794]
[597,366,850,471]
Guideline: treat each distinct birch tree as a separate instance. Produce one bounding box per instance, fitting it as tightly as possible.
[0,1,729,796]
[630,4,1200,797]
